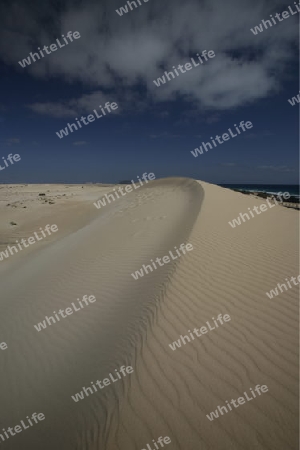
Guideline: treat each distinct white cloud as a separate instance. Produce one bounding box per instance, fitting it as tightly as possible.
[0,0,297,114]
[73,141,87,146]
[29,102,78,118]
[6,138,20,144]
[28,91,121,118]
[221,162,237,167]
[258,165,295,172]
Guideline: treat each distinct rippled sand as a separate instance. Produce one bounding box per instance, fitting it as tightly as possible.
[0,179,298,450]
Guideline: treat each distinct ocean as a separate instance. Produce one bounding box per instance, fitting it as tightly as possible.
[219,184,300,199]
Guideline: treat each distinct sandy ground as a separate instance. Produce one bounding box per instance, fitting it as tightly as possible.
[0,179,298,450]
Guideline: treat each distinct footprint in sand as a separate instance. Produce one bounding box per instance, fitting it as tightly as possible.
[131,216,167,223]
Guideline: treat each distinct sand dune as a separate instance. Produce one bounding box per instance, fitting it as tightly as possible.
[0,179,298,450]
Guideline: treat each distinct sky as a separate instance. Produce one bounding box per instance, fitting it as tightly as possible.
[0,0,299,184]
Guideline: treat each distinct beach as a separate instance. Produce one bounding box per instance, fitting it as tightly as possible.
[0,179,298,449]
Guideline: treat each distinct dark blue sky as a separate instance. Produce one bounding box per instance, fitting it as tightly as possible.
[0,0,298,184]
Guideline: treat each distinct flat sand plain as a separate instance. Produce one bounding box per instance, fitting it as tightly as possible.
[0,179,298,450]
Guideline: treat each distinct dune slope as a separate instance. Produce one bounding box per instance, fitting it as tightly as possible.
[0,178,204,450]
[105,180,299,450]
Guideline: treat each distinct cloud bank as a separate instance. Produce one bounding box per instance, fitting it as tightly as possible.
[0,0,297,117]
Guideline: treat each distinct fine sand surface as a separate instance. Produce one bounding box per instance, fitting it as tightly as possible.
[0,179,298,450]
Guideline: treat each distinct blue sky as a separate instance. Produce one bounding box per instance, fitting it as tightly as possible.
[0,0,298,184]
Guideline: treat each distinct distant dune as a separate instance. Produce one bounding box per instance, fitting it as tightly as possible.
[0,179,298,450]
